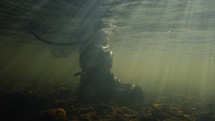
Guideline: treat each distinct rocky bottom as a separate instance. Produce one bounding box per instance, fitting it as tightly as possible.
[1,82,215,121]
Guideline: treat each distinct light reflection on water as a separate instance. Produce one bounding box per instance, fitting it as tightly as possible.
[0,0,215,96]
[108,0,215,95]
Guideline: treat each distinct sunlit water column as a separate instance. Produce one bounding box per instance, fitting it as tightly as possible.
[105,0,215,96]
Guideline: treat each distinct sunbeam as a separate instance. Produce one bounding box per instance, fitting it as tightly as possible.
[1,0,215,120]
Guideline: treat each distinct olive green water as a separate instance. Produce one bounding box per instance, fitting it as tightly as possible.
[1,0,215,99]
[109,0,215,96]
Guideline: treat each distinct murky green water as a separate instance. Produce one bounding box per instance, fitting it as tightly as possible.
[2,0,215,120]
[109,0,215,95]
[1,0,215,96]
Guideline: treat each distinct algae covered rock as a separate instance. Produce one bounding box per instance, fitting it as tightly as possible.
[38,108,67,121]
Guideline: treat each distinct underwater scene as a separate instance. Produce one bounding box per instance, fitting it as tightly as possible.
[1,0,215,120]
